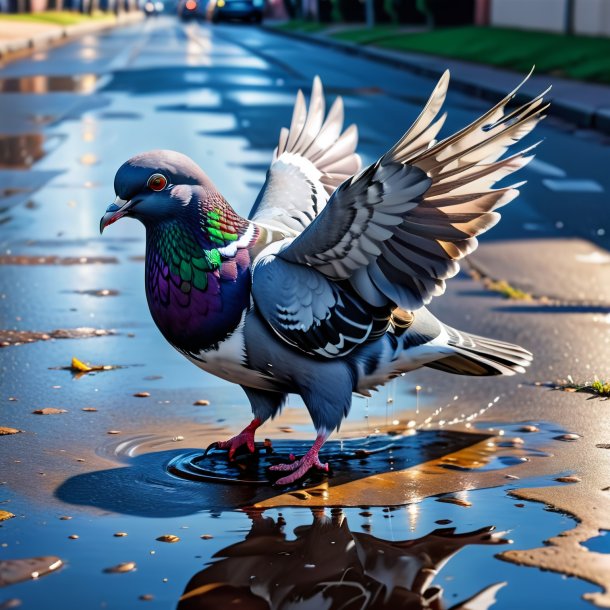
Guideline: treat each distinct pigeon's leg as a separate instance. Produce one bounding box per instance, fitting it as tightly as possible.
[214,417,262,459]
[269,429,330,485]
[206,387,286,460]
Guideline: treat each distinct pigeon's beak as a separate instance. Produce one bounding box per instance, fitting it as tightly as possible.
[100,197,132,234]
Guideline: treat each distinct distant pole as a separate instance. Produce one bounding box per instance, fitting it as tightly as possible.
[365,0,373,27]
[564,0,574,34]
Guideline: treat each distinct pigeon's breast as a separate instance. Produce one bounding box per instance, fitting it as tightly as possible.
[182,311,279,391]
[145,251,251,355]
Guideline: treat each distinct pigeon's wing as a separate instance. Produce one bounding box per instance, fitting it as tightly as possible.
[248,76,361,236]
[280,70,548,310]
[252,252,379,358]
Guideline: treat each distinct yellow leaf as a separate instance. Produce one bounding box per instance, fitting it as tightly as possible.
[71,357,92,372]
[0,510,15,521]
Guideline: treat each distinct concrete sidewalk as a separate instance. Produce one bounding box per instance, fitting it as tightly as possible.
[0,12,144,61]
[263,24,610,135]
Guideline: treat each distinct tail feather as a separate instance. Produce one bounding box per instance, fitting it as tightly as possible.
[425,326,533,376]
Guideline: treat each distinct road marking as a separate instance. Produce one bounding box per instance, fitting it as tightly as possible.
[527,158,566,178]
[542,179,604,193]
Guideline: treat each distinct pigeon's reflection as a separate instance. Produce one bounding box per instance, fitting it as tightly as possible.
[178,508,510,610]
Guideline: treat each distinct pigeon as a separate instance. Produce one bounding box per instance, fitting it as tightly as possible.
[100,71,545,485]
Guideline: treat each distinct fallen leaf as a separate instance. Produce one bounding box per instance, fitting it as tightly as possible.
[156,534,180,543]
[82,407,97,412]
[32,408,67,415]
[0,511,15,522]
[71,357,92,373]
[0,427,21,435]
[193,400,210,406]
[133,392,150,398]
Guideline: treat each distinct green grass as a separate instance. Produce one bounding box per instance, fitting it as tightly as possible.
[272,21,610,84]
[375,26,610,85]
[273,19,328,34]
[553,377,610,398]
[330,25,402,44]
[469,268,534,301]
[0,11,114,26]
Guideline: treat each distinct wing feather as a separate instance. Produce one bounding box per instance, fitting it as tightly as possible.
[252,253,380,358]
[279,70,548,310]
[249,77,361,236]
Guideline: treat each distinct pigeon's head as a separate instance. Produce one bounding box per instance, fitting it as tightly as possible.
[100,149,213,233]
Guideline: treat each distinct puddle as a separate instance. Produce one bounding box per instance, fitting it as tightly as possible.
[53,422,560,515]
[584,530,609,553]
[168,431,487,487]
[0,134,43,169]
[68,289,120,297]
[0,327,116,348]
[4,480,593,610]
[0,74,99,94]
[97,111,142,120]
[0,134,60,170]
[0,255,118,265]
[178,513,509,610]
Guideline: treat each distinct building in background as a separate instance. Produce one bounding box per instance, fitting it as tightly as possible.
[485,0,610,36]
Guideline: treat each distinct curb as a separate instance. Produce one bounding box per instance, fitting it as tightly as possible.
[0,12,144,61]
[262,25,610,135]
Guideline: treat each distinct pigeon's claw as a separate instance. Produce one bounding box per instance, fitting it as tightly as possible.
[217,431,256,460]
[270,447,329,485]
[210,418,262,461]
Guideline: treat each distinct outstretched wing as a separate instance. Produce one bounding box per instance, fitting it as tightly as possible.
[248,76,361,236]
[280,70,548,310]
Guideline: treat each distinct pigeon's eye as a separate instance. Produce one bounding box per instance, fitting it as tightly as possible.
[147,173,168,191]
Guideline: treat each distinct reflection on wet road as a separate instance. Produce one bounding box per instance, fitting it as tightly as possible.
[1,15,610,610]
[178,509,510,610]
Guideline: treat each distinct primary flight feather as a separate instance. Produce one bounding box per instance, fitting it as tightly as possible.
[101,71,543,484]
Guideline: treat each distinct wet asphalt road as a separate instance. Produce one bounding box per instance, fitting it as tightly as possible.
[1,16,610,610]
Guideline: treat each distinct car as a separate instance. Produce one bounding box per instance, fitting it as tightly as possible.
[178,0,207,20]
[143,0,164,15]
[207,0,264,23]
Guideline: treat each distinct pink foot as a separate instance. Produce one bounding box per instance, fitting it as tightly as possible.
[269,432,330,485]
[208,418,261,460]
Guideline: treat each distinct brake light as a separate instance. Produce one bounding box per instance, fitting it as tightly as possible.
[185,0,196,9]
